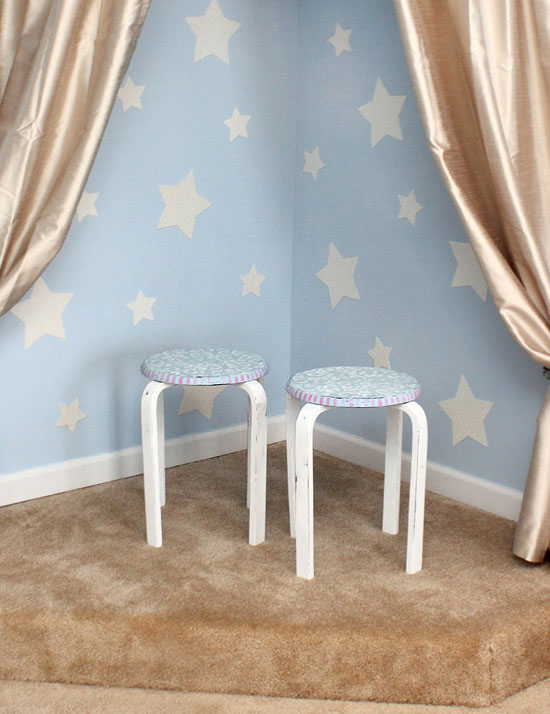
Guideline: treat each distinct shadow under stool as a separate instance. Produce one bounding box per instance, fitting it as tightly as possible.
[285,366,428,579]
[140,347,268,548]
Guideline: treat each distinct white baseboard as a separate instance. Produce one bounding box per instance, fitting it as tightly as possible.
[0,417,286,509]
[0,417,523,523]
[314,424,523,522]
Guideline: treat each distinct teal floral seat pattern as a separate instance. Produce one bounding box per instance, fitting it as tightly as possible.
[286,366,421,408]
[141,348,269,386]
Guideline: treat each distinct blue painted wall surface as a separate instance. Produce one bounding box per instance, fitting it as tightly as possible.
[291,0,544,491]
[0,0,297,474]
[0,0,545,497]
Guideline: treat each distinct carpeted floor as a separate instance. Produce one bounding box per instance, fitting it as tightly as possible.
[1,444,550,708]
[1,677,550,713]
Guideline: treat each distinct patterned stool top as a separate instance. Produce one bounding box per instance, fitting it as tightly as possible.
[141,348,269,386]
[286,366,421,408]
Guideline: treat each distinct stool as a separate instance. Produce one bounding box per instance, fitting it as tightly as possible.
[285,366,428,579]
[140,348,268,548]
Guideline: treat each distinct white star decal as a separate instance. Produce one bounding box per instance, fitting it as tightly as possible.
[240,265,265,297]
[439,376,493,447]
[315,243,360,308]
[56,398,86,434]
[76,191,99,222]
[127,290,156,326]
[358,78,406,147]
[328,22,352,56]
[303,147,326,180]
[368,337,392,369]
[186,0,241,64]
[157,171,211,239]
[178,385,228,420]
[398,190,423,226]
[224,107,251,141]
[10,278,73,349]
[449,241,488,301]
[117,76,145,112]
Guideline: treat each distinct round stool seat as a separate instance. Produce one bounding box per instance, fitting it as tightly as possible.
[141,348,269,386]
[286,366,421,408]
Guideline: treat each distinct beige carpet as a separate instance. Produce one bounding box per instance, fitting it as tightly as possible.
[1,444,550,707]
[1,677,550,713]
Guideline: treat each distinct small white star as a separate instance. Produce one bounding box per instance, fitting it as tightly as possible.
[157,171,211,239]
[439,376,493,447]
[56,398,86,434]
[186,0,241,64]
[178,385,228,420]
[224,107,251,141]
[76,191,98,222]
[398,190,423,226]
[358,78,406,147]
[127,290,156,326]
[240,265,265,297]
[449,241,488,301]
[303,147,326,181]
[117,77,145,111]
[10,278,73,349]
[368,337,392,369]
[328,22,352,56]
[315,243,360,308]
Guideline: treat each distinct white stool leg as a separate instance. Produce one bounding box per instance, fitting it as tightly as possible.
[157,387,166,508]
[141,381,170,547]
[295,402,329,579]
[383,406,403,535]
[398,401,428,574]
[245,377,265,509]
[285,393,301,538]
[246,389,252,510]
[238,380,267,546]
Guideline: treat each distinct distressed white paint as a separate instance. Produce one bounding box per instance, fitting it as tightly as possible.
[237,380,267,545]
[141,381,170,547]
[383,406,403,535]
[398,401,428,574]
[285,393,301,538]
[295,403,329,580]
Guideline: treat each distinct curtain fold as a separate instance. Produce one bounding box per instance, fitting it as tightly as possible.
[0,0,151,317]
[393,0,550,561]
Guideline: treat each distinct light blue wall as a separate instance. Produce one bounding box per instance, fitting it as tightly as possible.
[291,0,544,491]
[0,0,297,474]
[1,0,545,496]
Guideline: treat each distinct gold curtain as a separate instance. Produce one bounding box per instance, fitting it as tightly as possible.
[394,0,550,561]
[0,0,150,317]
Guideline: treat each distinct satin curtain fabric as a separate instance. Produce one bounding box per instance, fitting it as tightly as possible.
[0,0,150,317]
[394,0,550,561]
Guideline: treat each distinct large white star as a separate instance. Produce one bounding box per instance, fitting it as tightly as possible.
[439,376,493,447]
[398,190,423,226]
[224,107,251,141]
[328,22,352,57]
[56,398,86,434]
[358,78,406,147]
[186,0,241,64]
[178,385,228,420]
[303,147,326,181]
[11,278,73,349]
[127,290,156,326]
[157,171,211,239]
[76,191,98,222]
[368,337,392,369]
[117,76,145,112]
[240,265,265,297]
[449,241,488,301]
[315,243,360,308]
